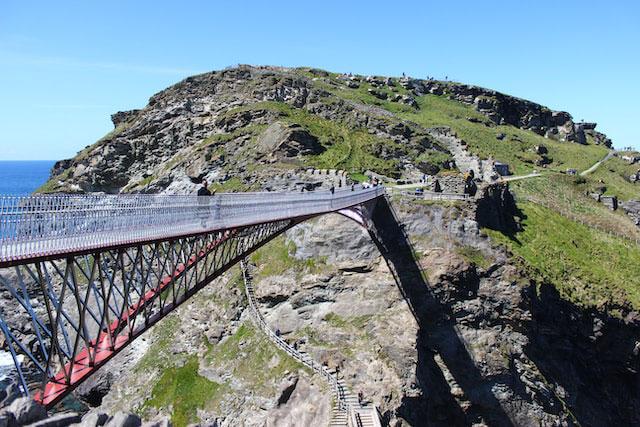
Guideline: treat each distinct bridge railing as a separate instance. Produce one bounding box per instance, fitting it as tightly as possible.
[0,187,385,264]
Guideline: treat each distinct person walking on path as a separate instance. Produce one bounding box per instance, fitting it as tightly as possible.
[330,185,335,195]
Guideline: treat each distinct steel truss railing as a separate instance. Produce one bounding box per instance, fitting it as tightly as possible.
[0,188,385,409]
[0,187,385,265]
[0,218,300,407]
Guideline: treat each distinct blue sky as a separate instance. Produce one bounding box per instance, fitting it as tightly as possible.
[0,0,638,160]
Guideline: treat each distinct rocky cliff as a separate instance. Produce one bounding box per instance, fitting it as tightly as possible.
[42,65,612,195]
[15,66,638,426]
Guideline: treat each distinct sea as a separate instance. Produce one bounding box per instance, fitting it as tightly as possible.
[0,160,56,196]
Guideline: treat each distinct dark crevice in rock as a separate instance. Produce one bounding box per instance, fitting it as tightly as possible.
[277,377,299,406]
[475,184,522,235]
[525,283,640,426]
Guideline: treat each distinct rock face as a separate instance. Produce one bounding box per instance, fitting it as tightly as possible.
[6,397,47,425]
[256,122,324,158]
[44,66,454,194]
[622,200,640,225]
[400,78,612,147]
[10,65,633,426]
[41,65,614,195]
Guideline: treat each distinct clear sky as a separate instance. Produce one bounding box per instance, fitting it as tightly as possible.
[0,0,638,160]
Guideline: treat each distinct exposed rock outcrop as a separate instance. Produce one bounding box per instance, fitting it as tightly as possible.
[400,78,612,147]
[42,66,456,194]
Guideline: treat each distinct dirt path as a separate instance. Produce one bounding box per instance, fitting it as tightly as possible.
[580,151,616,176]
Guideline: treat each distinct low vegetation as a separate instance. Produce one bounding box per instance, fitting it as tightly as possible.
[308,75,610,176]
[323,312,372,330]
[250,235,326,280]
[485,202,640,314]
[399,95,609,176]
[587,155,640,200]
[456,245,493,270]
[208,177,246,193]
[510,174,640,239]
[133,315,181,374]
[224,101,440,178]
[142,357,226,427]
[205,323,308,391]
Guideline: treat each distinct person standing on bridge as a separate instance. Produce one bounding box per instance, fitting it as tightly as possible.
[330,185,335,195]
[197,180,212,228]
[198,180,212,197]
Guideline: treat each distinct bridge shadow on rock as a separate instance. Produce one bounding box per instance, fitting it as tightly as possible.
[525,283,640,426]
[369,197,515,427]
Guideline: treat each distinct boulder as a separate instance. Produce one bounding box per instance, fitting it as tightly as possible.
[50,159,73,177]
[103,413,141,427]
[534,145,548,155]
[7,397,47,425]
[110,110,140,128]
[0,413,14,427]
[400,95,418,108]
[621,200,640,226]
[28,413,81,427]
[1,382,22,407]
[74,411,109,427]
[535,155,552,166]
[367,89,387,100]
[140,418,172,427]
[600,195,618,211]
[257,122,324,158]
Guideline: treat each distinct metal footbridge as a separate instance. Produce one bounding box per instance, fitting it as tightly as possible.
[0,187,384,409]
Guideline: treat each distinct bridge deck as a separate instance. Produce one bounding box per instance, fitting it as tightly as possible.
[0,187,385,266]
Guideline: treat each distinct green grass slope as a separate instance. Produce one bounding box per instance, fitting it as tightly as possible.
[588,155,640,200]
[486,202,640,314]
[306,71,610,176]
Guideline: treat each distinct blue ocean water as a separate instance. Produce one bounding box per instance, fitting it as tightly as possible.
[0,161,56,195]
